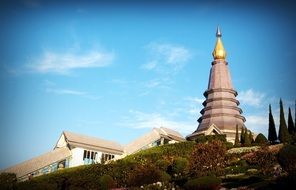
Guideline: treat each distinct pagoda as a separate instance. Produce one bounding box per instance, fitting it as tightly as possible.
[187,27,246,143]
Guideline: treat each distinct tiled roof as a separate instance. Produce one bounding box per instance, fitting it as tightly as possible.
[63,131,124,155]
[2,147,71,178]
[124,127,184,155]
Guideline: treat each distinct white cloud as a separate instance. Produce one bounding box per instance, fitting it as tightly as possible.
[46,88,100,100]
[120,110,195,136]
[244,115,269,137]
[238,89,265,107]
[146,80,160,88]
[28,50,114,74]
[142,61,157,70]
[142,42,192,73]
[185,96,204,104]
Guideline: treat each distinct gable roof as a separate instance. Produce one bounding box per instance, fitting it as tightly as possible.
[124,127,184,155]
[61,131,124,155]
[2,147,71,179]
[157,127,185,141]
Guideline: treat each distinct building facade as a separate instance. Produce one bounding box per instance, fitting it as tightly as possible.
[2,128,184,181]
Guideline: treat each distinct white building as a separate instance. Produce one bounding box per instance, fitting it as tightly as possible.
[125,127,185,155]
[2,128,184,181]
[3,131,123,181]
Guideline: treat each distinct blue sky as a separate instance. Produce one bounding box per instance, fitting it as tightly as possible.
[0,0,295,169]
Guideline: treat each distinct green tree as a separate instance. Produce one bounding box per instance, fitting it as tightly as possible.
[254,133,268,145]
[234,125,240,147]
[244,129,251,146]
[288,107,295,135]
[249,130,254,144]
[240,127,245,144]
[279,99,291,143]
[268,104,277,143]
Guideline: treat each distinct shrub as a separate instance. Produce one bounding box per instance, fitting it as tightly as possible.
[244,146,277,175]
[0,173,17,190]
[155,159,171,171]
[194,134,226,144]
[99,174,116,190]
[159,171,171,182]
[278,144,296,175]
[124,141,196,163]
[172,157,189,175]
[184,176,221,190]
[225,165,248,174]
[190,140,227,177]
[127,163,163,187]
[254,133,268,145]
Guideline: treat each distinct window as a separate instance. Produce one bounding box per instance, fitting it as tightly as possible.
[83,150,98,165]
[101,153,115,164]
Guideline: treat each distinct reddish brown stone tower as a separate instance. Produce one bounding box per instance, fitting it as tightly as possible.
[187,27,246,143]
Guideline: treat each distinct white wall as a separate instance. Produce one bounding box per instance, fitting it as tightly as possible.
[69,147,85,167]
[56,134,67,148]
[68,147,123,167]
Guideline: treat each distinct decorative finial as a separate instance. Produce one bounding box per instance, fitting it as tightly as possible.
[212,26,226,60]
[216,26,222,37]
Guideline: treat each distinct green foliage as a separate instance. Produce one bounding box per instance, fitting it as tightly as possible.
[184,176,222,190]
[234,125,240,147]
[99,174,116,190]
[127,163,163,187]
[244,146,277,175]
[288,107,295,135]
[254,133,268,145]
[240,127,245,144]
[279,99,291,143]
[195,134,226,144]
[190,140,226,177]
[172,157,189,175]
[155,159,170,171]
[159,171,171,182]
[278,144,296,175]
[124,141,196,164]
[268,104,278,143]
[0,173,17,190]
[244,129,251,146]
[249,131,254,144]
[225,165,248,174]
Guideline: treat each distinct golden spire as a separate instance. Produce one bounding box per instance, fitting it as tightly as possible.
[212,26,227,60]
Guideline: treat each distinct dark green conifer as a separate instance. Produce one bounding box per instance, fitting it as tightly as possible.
[288,107,295,135]
[234,124,240,147]
[278,99,291,143]
[268,104,277,143]
[244,128,251,146]
[240,127,245,144]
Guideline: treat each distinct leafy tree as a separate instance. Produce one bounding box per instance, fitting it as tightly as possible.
[268,104,277,143]
[288,107,295,135]
[279,99,291,143]
[240,127,245,144]
[254,133,268,145]
[278,144,296,175]
[190,140,226,177]
[234,125,240,147]
[244,128,251,146]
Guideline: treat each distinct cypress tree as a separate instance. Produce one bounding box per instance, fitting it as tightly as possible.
[278,99,291,143]
[268,104,277,143]
[244,129,251,146]
[249,130,254,144]
[288,107,295,135]
[234,124,240,147]
[240,127,245,144]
